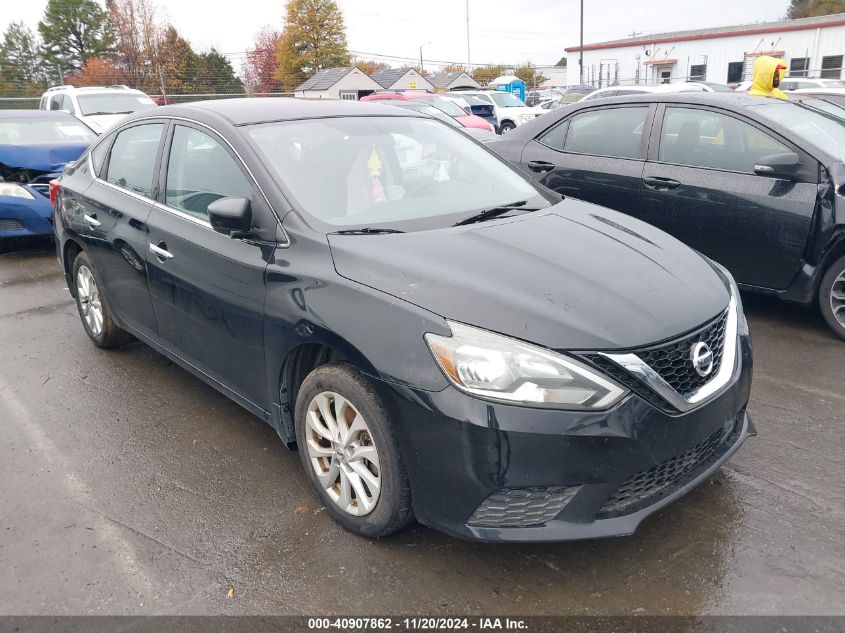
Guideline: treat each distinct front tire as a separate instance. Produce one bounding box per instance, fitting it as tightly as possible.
[499,121,516,134]
[294,362,413,538]
[72,251,133,348]
[819,254,845,341]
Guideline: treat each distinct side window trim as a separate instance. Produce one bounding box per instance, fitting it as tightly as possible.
[541,104,653,160]
[159,121,255,226]
[649,104,818,181]
[101,119,168,199]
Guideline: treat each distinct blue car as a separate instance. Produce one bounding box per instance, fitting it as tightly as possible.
[0,110,95,239]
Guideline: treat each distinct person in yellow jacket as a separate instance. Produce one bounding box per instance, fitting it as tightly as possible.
[748,55,788,99]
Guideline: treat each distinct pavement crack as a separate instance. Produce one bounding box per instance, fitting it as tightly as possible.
[102,514,205,568]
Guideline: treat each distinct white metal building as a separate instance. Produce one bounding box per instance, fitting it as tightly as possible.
[535,65,568,87]
[294,67,382,100]
[565,13,845,87]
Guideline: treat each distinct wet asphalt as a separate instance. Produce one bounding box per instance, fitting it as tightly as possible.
[0,239,843,616]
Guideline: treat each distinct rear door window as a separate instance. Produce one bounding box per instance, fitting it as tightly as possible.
[562,106,649,158]
[165,125,252,220]
[104,123,164,197]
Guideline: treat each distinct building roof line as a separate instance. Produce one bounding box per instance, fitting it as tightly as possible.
[565,13,845,53]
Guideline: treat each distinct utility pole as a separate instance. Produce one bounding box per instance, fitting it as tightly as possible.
[579,0,584,85]
[419,45,424,72]
[466,0,471,71]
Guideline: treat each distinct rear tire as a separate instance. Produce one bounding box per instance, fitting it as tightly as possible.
[819,254,845,341]
[294,362,414,538]
[72,251,133,348]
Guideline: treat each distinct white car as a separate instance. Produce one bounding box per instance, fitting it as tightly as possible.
[580,82,712,102]
[449,90,541,133]
[39,85,156,134]
[735,77,845,92]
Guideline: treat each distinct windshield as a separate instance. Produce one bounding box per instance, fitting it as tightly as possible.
[0,118,96,144]
[750,99,845,160]
[245,116,547,231]
[490,92,526,107]
[77,93,156,116]
[417,97,465,118]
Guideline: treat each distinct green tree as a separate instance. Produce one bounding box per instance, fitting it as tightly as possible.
[38,0,112,73]
[193,48,244,94]
[471,64,507,86]
[514,63,549,88]
[0,22,47,93]
[275,0,351,90]
[156,26,197,94]
[787,0,845,17]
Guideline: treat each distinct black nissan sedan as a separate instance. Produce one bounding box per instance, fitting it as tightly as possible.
[53,98,754,542]
[488,92,845,340]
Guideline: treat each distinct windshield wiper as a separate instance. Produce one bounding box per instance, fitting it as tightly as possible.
[84,110,133,116]
[453,201,536,226]
[334,228,405,235]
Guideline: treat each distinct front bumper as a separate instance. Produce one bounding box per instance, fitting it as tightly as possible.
[379,334,753,542]
[0,193,53,239]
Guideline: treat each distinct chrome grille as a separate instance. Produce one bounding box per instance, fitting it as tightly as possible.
[637,311,728,397]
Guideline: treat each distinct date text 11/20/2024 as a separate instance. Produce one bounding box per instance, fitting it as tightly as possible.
[307,618,528,630]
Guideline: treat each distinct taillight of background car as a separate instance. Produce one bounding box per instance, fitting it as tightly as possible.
[49,179,61,208]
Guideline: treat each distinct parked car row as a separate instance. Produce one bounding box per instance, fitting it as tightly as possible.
[6,83,843,546]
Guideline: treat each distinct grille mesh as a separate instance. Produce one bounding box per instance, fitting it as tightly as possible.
[467,486,579,528]
[638,311,728,396]
[0,219,25,231]
[597,429,726,518]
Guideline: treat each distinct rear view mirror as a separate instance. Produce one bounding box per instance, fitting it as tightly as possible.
[754,152,800,179]
[207,197,252,237]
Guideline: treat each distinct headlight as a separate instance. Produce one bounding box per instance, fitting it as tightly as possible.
[0,182,35,200]
[517,113,534,124]
[425,321,627,409]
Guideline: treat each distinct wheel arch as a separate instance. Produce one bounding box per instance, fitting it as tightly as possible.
[274,333,379,448]
[62,237,84,298]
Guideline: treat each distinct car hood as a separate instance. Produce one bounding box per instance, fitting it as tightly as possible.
[327,201,730,350]
[0,141,89,173]
[80,113,129,133]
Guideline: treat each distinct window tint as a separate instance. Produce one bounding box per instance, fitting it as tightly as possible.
[659,107,789,173]
[90,136,112,176]
[563,107,648,158]
[538,120,569,150]
[105,123,164,197]
[165,125,251,219]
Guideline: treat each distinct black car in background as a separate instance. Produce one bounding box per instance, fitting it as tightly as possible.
[488,92,845,340]
[53,98,753,542]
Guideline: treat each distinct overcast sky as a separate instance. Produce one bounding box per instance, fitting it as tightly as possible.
[3,0,791,71]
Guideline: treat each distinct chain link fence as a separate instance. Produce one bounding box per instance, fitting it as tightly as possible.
[0,91,294,110]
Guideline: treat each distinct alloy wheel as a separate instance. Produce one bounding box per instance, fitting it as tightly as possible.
[305,391,382,516]
[76,265,103,337]
[830,268,845,328]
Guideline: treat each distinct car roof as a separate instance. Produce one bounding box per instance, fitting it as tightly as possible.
[0,109,81,120]
[125,97,421,127]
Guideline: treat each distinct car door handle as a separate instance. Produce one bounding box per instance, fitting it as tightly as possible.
[527,160,555,173]
[643,176,681,190]
[149,242,174,261]
[83,214,101,227]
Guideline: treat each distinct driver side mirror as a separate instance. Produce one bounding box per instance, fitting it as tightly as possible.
[207,197,252,237]
[754,152,800,179]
